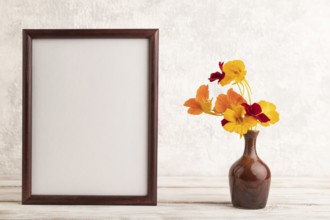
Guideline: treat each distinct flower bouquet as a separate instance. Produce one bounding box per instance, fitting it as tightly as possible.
[183,60,279,209]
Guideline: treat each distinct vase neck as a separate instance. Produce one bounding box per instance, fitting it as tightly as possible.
[243,130,259,157]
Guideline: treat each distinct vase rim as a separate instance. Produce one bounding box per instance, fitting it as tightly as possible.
[245,130,260,136]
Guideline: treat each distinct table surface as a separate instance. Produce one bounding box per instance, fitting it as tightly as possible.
[0,176,329,219]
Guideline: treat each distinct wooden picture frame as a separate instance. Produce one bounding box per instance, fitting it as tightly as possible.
[22,29,158,205]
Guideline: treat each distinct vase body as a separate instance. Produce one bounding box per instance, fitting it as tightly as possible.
[229,130,271,209]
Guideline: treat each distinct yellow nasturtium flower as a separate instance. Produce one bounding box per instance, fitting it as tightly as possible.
[258,100,280,126]
[220,60,247,86]
[184,85,212,115]
[221,105,257,136]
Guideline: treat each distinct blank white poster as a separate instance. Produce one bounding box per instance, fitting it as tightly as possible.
[31,38,149,195]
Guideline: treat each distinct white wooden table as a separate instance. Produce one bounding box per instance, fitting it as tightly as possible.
[1,176,329,219]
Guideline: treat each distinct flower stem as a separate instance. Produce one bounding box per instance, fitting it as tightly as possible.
[243,79,252,104]
[244,79,252,95]
[207,112,223,116]
[236,83,243,96]
[240,82,245,96]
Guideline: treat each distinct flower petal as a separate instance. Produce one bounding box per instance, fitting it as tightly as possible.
[196,85,209,103]
[258,100,280,126]
[242,102,262,116]
[209,72,224,83]
[219,61,224,71]
[223,122,236,132]
[214,94,230,114]
[223,108,237,122]
[222,60,247,84]
[260,111,279,126]
[227,88,247,106]
[184,98,203,115]
[259,100,276,113]
[222,115,256,135]
[250,103,262,115]
[219,73,233,86]
[243,116,258,127]
[184,98,200,108]
[214,89,246,114]
[187,107,203,115]
[256,113,270,123]
[221,119,229,126]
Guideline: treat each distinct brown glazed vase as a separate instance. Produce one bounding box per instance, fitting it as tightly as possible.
[229,130,271,209]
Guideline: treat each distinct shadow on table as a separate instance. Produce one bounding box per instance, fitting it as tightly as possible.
[167,201,232,207]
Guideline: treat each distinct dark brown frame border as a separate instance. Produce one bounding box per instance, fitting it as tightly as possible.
[22,29,158,205]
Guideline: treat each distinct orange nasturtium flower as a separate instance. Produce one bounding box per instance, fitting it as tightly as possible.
[221,105,257,136]
[258,100,280,126]
[214,88,246,114]
[184,85,212,115]
[220,60,247,86]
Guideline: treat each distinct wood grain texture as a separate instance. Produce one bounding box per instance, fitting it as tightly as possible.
[1,176,330,219]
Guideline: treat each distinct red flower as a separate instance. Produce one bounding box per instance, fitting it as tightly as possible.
[209,62,225,83]
[241,103,270,123]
